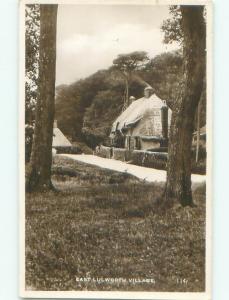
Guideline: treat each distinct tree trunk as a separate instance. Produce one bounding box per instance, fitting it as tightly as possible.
[165,6,205,206]
[196,99,201,163]
[26,5,58,192]
[122,76,129,110]
[126,75,129,107]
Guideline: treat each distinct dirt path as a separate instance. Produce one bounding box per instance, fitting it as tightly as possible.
[58,154,206,184]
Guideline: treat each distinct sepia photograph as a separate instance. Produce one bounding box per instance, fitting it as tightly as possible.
[20,0,212,298]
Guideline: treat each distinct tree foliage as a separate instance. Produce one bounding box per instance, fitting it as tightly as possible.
[140,50,183,108]
[112,51,149,108]
[112,51,149,74]
[25,4,40,124]
[55,70,110,142]
[161,6,183,45]
[83,90,124,148]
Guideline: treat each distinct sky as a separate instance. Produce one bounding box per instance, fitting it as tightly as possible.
[56,4,179,86]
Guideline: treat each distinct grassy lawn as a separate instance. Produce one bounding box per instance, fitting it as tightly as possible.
[25,156,206,292]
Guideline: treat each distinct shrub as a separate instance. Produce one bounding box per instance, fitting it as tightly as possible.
[147,147,168,153]
[191,145,206,161]
[191,159,206,175]
[113,148,131,161]
[130,150,167,170]
[71,141,93,154]
[95,145,206,175]
[54,146,82,155]
[96,145,112,158]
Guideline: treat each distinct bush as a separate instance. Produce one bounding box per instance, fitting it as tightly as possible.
[54,146,82,155]
[146,147,168,153]
[113,148,131,161]
[82,128,105,149]
[52,166,80,177]
[95,145,206,175]
[191,159,206,175]
[191,145,206,161]
[71,141,93,154]
[130,150,167,170]
[96,145,112,158]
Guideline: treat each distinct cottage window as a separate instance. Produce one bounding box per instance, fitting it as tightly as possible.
[135,137,141,150]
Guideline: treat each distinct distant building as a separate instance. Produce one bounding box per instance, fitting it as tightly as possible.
[110,87,172,151]
[52,120,72,148]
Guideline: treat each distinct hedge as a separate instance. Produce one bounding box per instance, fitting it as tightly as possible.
[96,146,206,175]
[54,146,82,155]
[147,147,168,153]
[113,148,131,162]
[96,145,112,158]
[130,150,167,170]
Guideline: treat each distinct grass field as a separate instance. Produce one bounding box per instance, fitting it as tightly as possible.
[25,156,206,292]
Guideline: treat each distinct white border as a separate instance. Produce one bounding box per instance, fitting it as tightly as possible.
[20,0,212,5]
[19,0,213,299]
[19,0,26,296]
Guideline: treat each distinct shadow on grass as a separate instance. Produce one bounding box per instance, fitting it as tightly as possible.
[25,156,206,292]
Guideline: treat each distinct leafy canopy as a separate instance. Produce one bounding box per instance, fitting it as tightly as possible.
[112,51,149,76]
[25,4,40,124]
[161,6,183,45]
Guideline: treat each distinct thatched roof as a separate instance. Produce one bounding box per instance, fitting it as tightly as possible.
[52,128,72,147]
[111,94,172,137]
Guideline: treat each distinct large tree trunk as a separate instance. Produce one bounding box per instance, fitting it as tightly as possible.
[165,6,205,206]
[196,99,201,163]
[26,5,58,192]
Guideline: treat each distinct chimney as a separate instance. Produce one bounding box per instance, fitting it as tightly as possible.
[144,86,154,98]
[53,119,58,128]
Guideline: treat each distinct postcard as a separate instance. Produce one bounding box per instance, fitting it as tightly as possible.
[19,0,212,298]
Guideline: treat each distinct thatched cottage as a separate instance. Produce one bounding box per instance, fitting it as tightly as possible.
[52,120,72,148]
[110,87,172,151]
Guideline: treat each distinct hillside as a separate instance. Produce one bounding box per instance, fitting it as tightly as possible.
[55,67,144,148]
